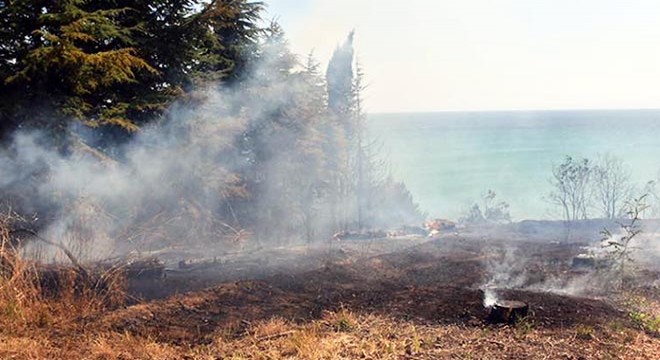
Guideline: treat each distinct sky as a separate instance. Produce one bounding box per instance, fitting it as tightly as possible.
[266,0,660,113]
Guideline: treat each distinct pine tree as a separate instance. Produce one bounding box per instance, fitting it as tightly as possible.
[325,32,355,231]
[3,0,156,134]
[196,0,264,84]
[326,30,355,131]
[0,0,266,139]
[0,0,58,134]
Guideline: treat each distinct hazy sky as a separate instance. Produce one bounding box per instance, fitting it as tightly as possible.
[267,0,660,113]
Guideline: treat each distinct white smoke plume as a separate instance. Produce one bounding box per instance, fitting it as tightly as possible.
[479,246,528,307]
[2,86,253,261]
[0,39,423,264]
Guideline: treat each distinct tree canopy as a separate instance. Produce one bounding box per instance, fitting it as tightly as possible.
[0,0,265,137]
[0,2,425,252]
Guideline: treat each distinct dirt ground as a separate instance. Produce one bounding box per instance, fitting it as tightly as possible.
[2,223,660,359]
[106,231,640,342]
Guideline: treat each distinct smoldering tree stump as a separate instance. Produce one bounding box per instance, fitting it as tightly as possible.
[488,300,529,324]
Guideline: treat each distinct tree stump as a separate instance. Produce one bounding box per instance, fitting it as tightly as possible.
[488,300,529,324]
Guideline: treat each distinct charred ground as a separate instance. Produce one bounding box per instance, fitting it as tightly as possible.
[2,222,657,359]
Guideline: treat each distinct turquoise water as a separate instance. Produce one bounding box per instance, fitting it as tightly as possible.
[368,110,660,221]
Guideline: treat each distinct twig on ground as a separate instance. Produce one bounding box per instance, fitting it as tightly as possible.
[10,228,89,279]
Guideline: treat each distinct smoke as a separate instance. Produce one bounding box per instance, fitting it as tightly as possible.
[478,242,593,307]
[477,218,660,307]
[479,246,528,307]
[477,228,626,307]
[0,38,424,264]
[0,39,299,260]
[482,288,498,308]
[1,86,252,261]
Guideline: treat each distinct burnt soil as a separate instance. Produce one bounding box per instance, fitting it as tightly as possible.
[96,231,647,346]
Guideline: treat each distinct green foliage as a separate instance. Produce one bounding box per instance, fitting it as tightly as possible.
[619,295,660,337]
[0,7,424,247]
[629,310,660,336]
[513,316,535,338]
[3,0,157,132]
[232,24,340,243]
[196,0,265,83]
[575,325,595,340]
[328,308,356,332]
[0,0,265,136]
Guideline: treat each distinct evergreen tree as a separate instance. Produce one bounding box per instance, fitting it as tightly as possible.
[325,31,425,231]
[0,0,63,134]
[0,5,426,249]
[4,0,156,134]
[325,32,355,231]
[0,0,265,139]
[196,0,264,84]
[326,30,355,131]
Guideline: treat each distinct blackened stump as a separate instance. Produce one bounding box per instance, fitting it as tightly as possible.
[488,300,529,324]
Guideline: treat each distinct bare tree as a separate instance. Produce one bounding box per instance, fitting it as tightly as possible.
[548,156,592,221]
[601,195,648,290]
[459,190,511,225]
[483,190,511,224]
[592,154,633,219]
[641,172,660,218]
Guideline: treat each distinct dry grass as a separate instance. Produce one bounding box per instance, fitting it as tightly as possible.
[0,211,126,332]
[203,311,659,360]
[0,264,658,360]
[0,213,47,330]
[1,309,659,359]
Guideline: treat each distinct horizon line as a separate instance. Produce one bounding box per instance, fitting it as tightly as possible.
[369,107,660,115]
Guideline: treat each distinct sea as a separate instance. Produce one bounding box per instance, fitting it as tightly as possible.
[367,109,660,221]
